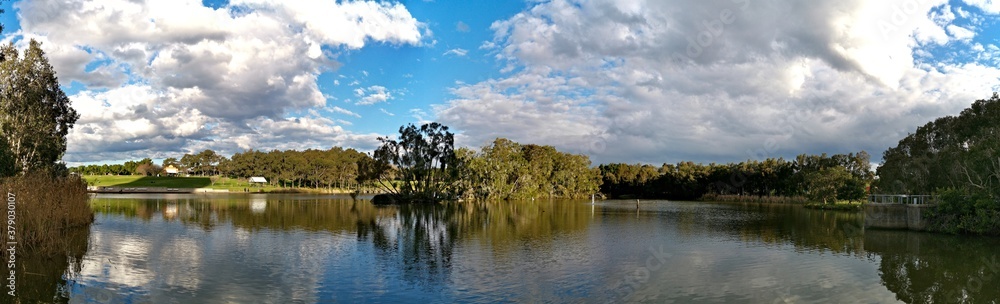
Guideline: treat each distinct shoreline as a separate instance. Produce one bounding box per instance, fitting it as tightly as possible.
[87,186,379,195]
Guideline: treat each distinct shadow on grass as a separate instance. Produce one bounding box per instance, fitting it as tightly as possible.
[104,176,214,188]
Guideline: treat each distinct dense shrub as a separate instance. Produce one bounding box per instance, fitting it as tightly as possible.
[926,189,1000,235]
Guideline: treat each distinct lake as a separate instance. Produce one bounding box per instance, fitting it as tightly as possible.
[21,194,1000,303]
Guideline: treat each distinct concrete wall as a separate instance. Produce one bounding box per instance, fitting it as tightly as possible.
[906,204,935,231]
[864,203,934,231]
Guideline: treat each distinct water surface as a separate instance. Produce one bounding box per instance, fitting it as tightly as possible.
[28,194,1000,303]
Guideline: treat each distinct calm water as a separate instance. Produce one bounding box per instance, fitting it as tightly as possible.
[23,194,1000,303]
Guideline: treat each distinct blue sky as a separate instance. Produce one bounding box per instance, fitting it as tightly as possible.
[2,0,1000,166]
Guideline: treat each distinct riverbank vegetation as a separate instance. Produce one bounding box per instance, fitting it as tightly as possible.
[0,30,92,258]
[878,93,1000,235]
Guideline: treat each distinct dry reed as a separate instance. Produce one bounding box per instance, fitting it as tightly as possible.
[1,172,93,257]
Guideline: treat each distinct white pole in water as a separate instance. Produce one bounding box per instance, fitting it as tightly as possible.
[591,194,595,204]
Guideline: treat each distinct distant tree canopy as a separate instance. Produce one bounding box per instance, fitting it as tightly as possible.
[71,147,370,189]
[224,147,367,189]
[0,40,78,176]
[600,152,873,202]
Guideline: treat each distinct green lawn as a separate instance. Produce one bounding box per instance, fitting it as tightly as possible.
[84,175,270,189]
[84,175,213,188]
[82,175,351,193]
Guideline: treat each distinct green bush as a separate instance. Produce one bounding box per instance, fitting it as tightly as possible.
[926,189,1000,235]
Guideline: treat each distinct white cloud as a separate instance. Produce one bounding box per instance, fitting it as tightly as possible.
[409,108,431,124]
[956,5,972,18]
[326,106,361,118]
[232,0,424,49]
[962,0,1000,14]
[14,0,424,162]
[947,24,976,40]
[379,108,395,116]
[354,85,393,105]
[435,0,1000,164]
[444,48,468,56]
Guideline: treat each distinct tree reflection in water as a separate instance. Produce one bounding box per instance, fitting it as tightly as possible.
[15,225,90,303]
[865,230,1000,304]
[355,200,593,290]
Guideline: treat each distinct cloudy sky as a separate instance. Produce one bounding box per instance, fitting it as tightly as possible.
[1,0,999,166]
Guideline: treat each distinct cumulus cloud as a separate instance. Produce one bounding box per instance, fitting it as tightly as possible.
[435,0,998,164]
[12,0,424,163]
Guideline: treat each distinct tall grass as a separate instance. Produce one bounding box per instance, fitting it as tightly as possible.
[1,172,93,256]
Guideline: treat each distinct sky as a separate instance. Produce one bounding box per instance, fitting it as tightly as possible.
[1,0,1000,167]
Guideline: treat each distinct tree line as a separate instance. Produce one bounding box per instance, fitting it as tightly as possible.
[71,147,369,189]
[72,121,871,204]
[599,152,874,203]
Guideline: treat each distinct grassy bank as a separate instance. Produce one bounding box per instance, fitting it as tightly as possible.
[82,175,360,193]
[85,175,213,188]
[1,173,93,256]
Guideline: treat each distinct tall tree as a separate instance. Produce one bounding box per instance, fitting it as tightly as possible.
[362,122,458,203]
[0,40,79,174]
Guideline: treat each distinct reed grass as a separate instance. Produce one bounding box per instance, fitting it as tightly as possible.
[1,172,93,257]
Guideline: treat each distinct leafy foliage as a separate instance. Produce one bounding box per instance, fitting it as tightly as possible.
[457,138,600,200]
[877,93,1000,196]
[925,189,1000,235]
[804,166,853,204]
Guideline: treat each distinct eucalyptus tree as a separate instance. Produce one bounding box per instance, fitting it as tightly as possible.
[363,122,458,203]
[0,40,79,174]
